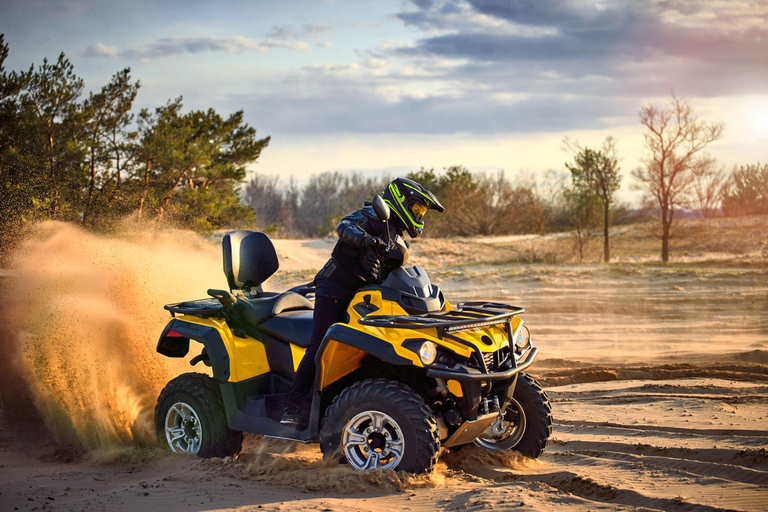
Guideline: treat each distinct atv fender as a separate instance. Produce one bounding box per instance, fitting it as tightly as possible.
[157,318,230,381]
[316,324,421,390]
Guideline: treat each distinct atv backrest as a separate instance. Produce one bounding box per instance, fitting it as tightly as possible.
[222,230,279,294]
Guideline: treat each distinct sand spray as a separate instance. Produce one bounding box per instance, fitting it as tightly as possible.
[0,221,226,449]
[201,437,532,493]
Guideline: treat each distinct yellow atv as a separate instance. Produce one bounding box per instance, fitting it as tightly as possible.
[154,198,551,473]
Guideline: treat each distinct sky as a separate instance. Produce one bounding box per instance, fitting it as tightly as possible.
[3,0,768,201]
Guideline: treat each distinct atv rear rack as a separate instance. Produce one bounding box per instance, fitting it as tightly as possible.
[164,298,224,317]
[357,301,523,338]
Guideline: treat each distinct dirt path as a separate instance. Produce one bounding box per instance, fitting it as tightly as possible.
[2,375,766,511]
[544,378,768,511]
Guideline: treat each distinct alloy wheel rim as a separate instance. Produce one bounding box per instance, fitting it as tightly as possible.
[342,410,405,470]
[475,397,527,450]
[165,402,203,454]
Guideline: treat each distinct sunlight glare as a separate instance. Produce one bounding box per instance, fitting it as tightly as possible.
[748,103,768,134]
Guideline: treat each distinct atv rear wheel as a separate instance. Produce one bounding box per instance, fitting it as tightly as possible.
[154,373,242,458]
[474,373,552,458]
[320,378,440,473]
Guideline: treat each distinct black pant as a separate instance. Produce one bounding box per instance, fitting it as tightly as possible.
[283,294,350,412]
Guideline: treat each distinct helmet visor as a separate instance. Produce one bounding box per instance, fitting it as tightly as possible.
[410,201,428,221]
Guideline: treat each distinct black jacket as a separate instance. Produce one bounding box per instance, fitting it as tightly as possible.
[315,205,403,298]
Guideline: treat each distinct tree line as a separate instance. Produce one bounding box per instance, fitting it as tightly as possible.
[244,94,765,264]
[0,35,269,258]
[243,166,575,239]
[2,35,766,264]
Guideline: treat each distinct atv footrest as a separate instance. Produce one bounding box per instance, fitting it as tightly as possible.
[241,393,287,422]
[228,393,316,442]
[240,396,267,419]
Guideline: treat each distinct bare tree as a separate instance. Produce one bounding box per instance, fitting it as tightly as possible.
[689,157,728,219]
[429,168,549,237]
[461,171,518,236]
[243,173,285,230]
[632,95,724,262]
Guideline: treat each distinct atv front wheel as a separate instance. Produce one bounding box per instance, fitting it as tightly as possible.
[320,378,440,473]
[475,373,552,458]
[154,373,243,458]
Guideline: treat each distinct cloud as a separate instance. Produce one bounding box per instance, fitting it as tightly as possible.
[83,42,118,58]
[465,0,633,28]
[393,0,768,98]
[93,0,766,138]
[265,26,295,40]
[84,36,308,60]
[217,0,767,137]
[398,0,768,63]
[266,23,330,40]
[230,86,633,135]
[350,21,382,29]
[363,58,388,69]
[222,62,636,135]
[411,0,434,9]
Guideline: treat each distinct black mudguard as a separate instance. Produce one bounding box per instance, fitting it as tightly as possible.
[157,319,231,381]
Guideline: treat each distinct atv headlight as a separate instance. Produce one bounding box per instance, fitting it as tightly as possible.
[513,323,531,352]
[419,341,437,365]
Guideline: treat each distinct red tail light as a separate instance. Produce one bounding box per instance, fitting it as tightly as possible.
[165,330,183,337]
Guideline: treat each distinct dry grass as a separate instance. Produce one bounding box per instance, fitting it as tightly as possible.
[411,215,768,268]
[611,215,768,262]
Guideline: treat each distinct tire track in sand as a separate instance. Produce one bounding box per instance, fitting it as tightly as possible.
[535,377,768,511]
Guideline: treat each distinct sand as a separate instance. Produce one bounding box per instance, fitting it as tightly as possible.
[0,222,766,511]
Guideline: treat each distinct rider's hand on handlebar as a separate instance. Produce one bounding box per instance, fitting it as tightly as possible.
[363,235,388,254]
[360,252,381,282]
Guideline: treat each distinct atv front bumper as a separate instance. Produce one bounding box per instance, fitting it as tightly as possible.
[425,347,537,382]
[424,346,537,423]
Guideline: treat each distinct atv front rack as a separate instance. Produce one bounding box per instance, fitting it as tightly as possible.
[357,301,523,338]
[358,301,524,375]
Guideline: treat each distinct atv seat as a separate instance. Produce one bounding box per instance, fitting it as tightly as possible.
[259,310,314,348]
[221,230,314,342]
[240,292,313,327]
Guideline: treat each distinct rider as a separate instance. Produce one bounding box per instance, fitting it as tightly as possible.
[280,177,444,428]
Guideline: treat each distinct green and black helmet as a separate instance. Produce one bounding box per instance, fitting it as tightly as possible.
[382,177,444,238]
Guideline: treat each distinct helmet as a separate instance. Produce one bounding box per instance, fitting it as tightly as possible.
[382,177,444,238]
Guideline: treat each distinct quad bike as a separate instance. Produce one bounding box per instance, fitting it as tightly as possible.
[154,196,552,473]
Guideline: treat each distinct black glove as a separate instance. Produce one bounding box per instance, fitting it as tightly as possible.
[360,252,381,282]
[363,235,388,254]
